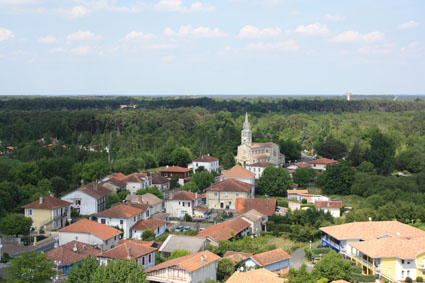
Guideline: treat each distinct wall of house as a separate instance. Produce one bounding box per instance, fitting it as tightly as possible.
[153,182,170,193]
[246,166,265,179]
[151,203,163,215]
[396,257,417,281]
[26,206,70,231]
[97,213,143,239]
[132,224,166,240]
[206,191,249,210]
[147,267,191,282]
[58,232,119,250]
[126,182,146,195]
[318,207,341,217]
[165,199,194,218]
[191,261,218,283]
[311,164,327,170]
[135,252,156,269]
[193,161,219,173]
[381,258,396,281]
[417,252,425,278]
[264,259,290,273]
[25,208,52,230]
[241,216,262,235]
[61,191,98,215]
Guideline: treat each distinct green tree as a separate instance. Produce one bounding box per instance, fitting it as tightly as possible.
[181,182,199,193]
[141,229,156,241]
[170,176,180,189]
[50,176,68,197]
[256,167,292,197]
[316,139,347,160]
[135,187,163,199]
[170,147,192,167]
[320,161,355,195]
[293,168,316,188]
[357,161,375,174]
[221,151,235,170]
[367,129,396,175]
[67,256,99,283]
[7,251,55,283]
[0,214,33,237]
[192,171,215,191]
[91,259,147,283]
[278,139,301,161]
[287,264,315,283]
[168,249,190,260]
[81,160,110,182]
[9,162,41,185]
[217,258,234,281]
[311,250,353,281]
[106,193,121,209]
[347,141,363,167]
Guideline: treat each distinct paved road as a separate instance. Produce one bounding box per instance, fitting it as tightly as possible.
[290,246,314,272]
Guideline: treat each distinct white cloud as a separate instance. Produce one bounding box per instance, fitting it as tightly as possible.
[357,43,395,55]
[238,25,282,39]
[332,31,385,43]
[123,31,156,41]
[69,6,90,18]
[246,40,299,51]
[38,35,56,44]
[164,25,227,38]
[0,27,14,41]
[161,55,175,62]
[397,20,419,30]
[49,47,66,54]
[323,14,341,22]
[0,0,38,4]
[155,0,215,13]
[67,30,101,41]
[71,46,90,55]
[295,23,329,36]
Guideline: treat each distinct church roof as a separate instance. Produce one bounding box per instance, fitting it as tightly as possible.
[251,142,277,148]
[221,165,255,179]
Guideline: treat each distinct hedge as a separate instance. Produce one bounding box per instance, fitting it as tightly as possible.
[312,248,331,255]
[351,273,376,282]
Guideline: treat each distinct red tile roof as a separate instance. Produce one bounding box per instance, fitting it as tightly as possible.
[235,198,276,216]
[308,158,338,165]
[77,182,112,200]
[131,219,167,231]
[102,178,126,188]
[251,142,277,148]
[145,251,220,273]
[196,217,251,241]
[193,154,219,162]
[223,251,253,264]
[121,173,148,183]
[194,206,208,212]
[221,165,255,179]
[287,189,309,194]
[45,241,100,266]
[108,173,127,180]
[205,179,253,193]
[167,191,199,201]
[151,173,169,184]
[94,203,144,219]
[250,248,291,266]
[160,166,191,173]
[59,219,122,240]
[289,162,312,168]
[247,162,276,168]
[22,196,71,210]
[314,201,342,209]
[98,240,157,260]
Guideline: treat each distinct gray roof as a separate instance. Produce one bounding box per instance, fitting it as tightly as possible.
[158,235,207,254]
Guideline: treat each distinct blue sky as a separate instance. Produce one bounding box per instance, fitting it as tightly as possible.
[0,0,424,95]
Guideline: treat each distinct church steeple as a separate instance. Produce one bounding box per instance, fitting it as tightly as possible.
[241,112,252,146]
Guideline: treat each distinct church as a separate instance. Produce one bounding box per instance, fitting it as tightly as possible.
[235,113,285,167]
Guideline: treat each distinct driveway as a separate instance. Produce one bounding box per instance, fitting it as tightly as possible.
[288,201,301,211]
[290,246,314,272]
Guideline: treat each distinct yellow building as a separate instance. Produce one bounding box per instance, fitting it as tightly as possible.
[205,179,254,210]
[23,196,72,232]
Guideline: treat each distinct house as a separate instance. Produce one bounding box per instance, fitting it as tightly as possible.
[243,248,291,275]
[101,178,127,193]
[107,172,127,180]
[160,166,191,187]
[240,209,267,235]
[131,219,167,239]
[226,268,288,283]
[235,198,277,217]
[146,251,221,283]
[223,251,253,265]
[45,240,100,275]
[220,165,255,185]
[164,191,202,219]
[246,162,277,179]
[97,239,157,269]
[22,196,71,232]
[121,173,152,195]
[349,237,425,282]
[93,203,146,239]
[61,182,112,215]
[286,189,308,200]
[196,217,251,244]
[205,179,254,210]
[159,235,208,258]
[314,201,342,217]
[298,193,329,204]
[58,219,122,250]
[125,193,163,215]
[308,158,338,171]
[192,154,219,173]
[193,206,209,219]
[152,173,170,193]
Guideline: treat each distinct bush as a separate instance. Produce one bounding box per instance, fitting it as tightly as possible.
[301,199,307,204]
[277,199,288,208]
[405,277,412,283]
[184,214,192,222]
[417,277,424,282]
[311,248,331,255]
[351,265,362,274]
[351,273,376,282]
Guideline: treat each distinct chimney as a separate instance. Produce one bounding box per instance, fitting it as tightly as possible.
[73,243,78,253]
[195,192,198,199]
[82,245,86,250]
[327,202,330,207]
[100,244,104,253]
[368,217,372,222]
[127,247,132,259]
[201,255,206,263]
[396,232,400,238]
[81,179,85,187]
[39,196,43,204]
[166,165,169,168]
[94,182,98,190]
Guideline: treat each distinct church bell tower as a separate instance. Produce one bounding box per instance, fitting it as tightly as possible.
[241,113,252,146]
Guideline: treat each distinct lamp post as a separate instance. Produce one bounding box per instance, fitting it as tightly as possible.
[53,260,61,282]
[309,240,312,250]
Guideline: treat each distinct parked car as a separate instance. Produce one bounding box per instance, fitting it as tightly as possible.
[175,225,183,232]
[184,226,190,231]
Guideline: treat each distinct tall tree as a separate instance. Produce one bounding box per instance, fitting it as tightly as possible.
[278,139,301,161]
[170,147,192,167]
[367,129,396,175]
[221,151,235,170]
[192,171,215,191]
[91,259,147,283]
[81,160,110,182]
[316,139,347,160]
[217,258,235,281]
[0,214,33,237]
[311,250,353,281]
[320,161,355,195]
[7,251,55,283]
[141,229,156,241]
[347,141,363,167]
[67,256,99,283]
[256,167,292,197]
[292,168,316,188]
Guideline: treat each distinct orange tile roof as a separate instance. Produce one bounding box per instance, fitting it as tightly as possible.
[145,251,220,273]
[131,219,166,231]
[194,206,208,212]
[226,268,288,283]
[22,196,71,210]
[193,154,219,162]
[121,173,148,183]
[223,251,253,264]
[320,221,425,241]
[59,219,122,240]
[94,203,144,219]
[350,237,425,259]
[45,241,100,266]
[247,162,276,167]
[308,158,338,165]
[251,142,277,148]
[196,217,251,241]
[289,162,312,168]
[287,189,309,194]
[314,201,342,209]
[118,239,157,247]
[205,179,253,193]
[166,191,198,201]
[252,153,269,159]
[98,240,157,260]
[108,173,127,180]
[235,198,276,216]
[221,165,255,179]
[250,248,291,266]
[160,166,191,173]
[77,182,112,200]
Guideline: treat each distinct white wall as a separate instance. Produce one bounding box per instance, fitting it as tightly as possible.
[193,161,219,173]
[61,190,98,215]
[165,199,199,218]
[190,261,218,283]
[99,252,155,269]
[317,207,340,217]
[132,224,166,240]
[58,231,119,250]
[127,182,146,195]
[97,212,145,239]
[395,258,417,281]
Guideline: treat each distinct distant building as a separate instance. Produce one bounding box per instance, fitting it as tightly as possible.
[243,248,291,275]
[196,217,251,243]
[205,179,254,210]
[220,165,256,185]
[235,198,277,217]
[286,189,309,200]
[131,219,167,239]
[346,92,352,101]
[151,173,170,193]
[246,162,278,179]
[226,268,288,283]
[159,235,208,258]
[192,154,219,173]
[164,191,202,219]
[314,201,342,217]
[121,173,152,195]
[308,158,338,171]
[160,166,191,187]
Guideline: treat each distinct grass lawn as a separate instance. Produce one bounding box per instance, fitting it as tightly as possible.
[145,166,166,173]
[268,236,304,253]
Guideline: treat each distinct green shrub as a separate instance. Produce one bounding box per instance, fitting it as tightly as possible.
[417,277,424,282]
[301,199,307,204]
[351,265,362,274]
[350,273,376,282]
[277,199,288,207]
[405,277,412,283]
[184,214,192,222]
[311,248,331,255]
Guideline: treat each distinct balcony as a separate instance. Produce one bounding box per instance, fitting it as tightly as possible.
[417,264,425,269]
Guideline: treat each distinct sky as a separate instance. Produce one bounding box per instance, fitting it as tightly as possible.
[0,0,424,95]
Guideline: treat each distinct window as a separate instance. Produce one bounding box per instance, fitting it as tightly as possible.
[76,199,81,205]
[236,192,239,197]
[164,173,168,177]
[214,192,218,197]
[56,209,59,216]
[120,220,123,225]
[225,192,228,198]
[401,271,404,278]
[182,202,185,207]
[106,240,108,244]
[149,254,152,263]
[146,210,150,217]
[28,209,32,216]
[101,219,106,224]
[133,216,136,221]
[188,202,190,207]
[407,271,410,277]
[402,260,405,264]
[142,256,145,265]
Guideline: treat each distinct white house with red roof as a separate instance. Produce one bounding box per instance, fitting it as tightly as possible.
[308,158,338,171]
[192,154,219,173]
[246,162,278,179]
[164,191,202,219]
[58,219,122,250]
[131,219,167,239]
[205,179,254,210]
[314,201,342,217]
[121,173,152,195]
[220,165,256,185]
[160,166,191,187]
[239,248,291,275]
